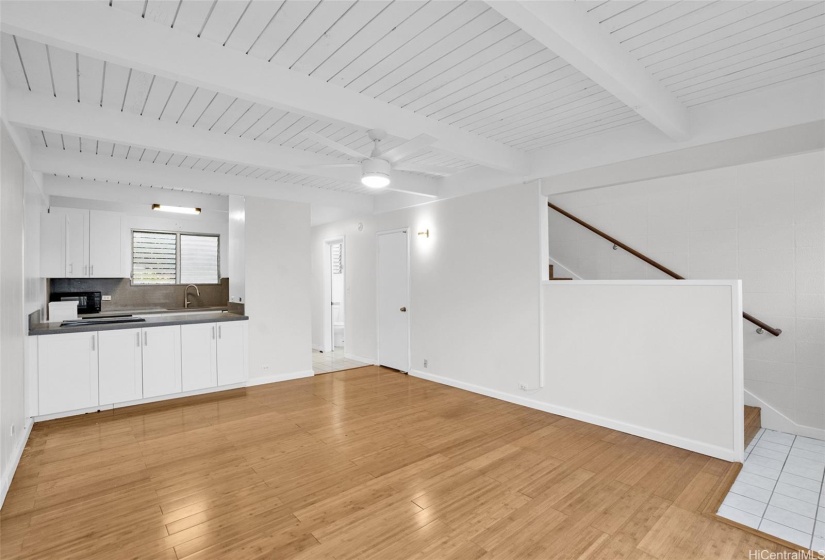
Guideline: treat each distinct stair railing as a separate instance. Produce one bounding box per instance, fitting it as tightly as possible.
[548,201,782,337]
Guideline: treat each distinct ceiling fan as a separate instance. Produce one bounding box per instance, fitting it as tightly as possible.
[302,129,455,190]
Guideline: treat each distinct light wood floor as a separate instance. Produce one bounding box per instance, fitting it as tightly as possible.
[1,366,793,560]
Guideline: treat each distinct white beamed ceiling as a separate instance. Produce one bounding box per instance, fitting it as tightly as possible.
[1,0,823,207]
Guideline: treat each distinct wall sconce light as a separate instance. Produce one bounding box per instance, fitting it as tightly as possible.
[418,229,430,238]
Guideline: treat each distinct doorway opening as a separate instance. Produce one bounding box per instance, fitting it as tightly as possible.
[314,238,368,374]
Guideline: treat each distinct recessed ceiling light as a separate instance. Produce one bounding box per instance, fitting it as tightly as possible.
[152,204,201,215]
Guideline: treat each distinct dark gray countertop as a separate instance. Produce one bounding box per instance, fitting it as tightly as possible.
[30,310,248,336]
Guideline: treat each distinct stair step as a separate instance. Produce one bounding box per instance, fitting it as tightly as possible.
[744,405,761,448]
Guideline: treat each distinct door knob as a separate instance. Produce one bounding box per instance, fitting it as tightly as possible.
[400,307,407,312]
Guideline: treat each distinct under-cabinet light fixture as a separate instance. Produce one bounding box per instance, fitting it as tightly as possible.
[152,204,201,215]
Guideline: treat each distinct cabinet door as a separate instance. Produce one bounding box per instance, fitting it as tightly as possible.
[38,332,99,415]
[61,208,89,277]
[217,321,247,385]
[181,323,217,391]
[40,211,66,278]
[99,329,143,405]
[89,210,122,278]
[142,326,182,398]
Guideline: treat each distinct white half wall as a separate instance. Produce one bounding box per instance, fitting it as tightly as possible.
[542,280,744,461]
[547,151,825,434]
[246,197,312,383]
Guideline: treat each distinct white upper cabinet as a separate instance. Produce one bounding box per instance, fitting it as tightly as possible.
[40,211,66,278]
[181,322,218,392]
[217,321,247,386]
[99,329,143,405]
[40,207,123,278]
[89,210,122,277]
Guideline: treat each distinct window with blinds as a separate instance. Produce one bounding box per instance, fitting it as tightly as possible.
[132,231,220,285]
[331,243,343,275]
[132,231,177,284]
[180,234,219,284]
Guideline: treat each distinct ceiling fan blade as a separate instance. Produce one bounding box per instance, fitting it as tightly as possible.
[299,163,361,169]
[379,134,436,163]
[394,163,456,176]
[303,131,369,159]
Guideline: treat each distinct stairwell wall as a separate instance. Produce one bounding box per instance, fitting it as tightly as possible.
[547,151,825,434]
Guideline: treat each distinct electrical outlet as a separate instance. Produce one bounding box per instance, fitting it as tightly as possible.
[519,383,528,391]
[423,359,428,368]
[102,295,112,301]
[262,365,269,371]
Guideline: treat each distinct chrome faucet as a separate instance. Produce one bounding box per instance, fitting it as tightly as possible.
[184,284,200,309]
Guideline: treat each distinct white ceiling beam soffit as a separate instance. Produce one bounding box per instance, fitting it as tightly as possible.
[32,148,375,213]
[0,0,529,175]
[488,1,691,141]
[4,88,439,198]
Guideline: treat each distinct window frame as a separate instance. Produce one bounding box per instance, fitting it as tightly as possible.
[131,229,221,286]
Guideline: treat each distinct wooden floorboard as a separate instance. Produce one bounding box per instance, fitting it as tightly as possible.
[0,366,794,559]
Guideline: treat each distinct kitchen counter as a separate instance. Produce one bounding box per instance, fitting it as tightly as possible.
[79,306,229,318]
[30,310,247,336]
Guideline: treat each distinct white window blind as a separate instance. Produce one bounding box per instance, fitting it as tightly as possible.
[180,234,219,284]
[132,231,177,284]
[332,243,343,275]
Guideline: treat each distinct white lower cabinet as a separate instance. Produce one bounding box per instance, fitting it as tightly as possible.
[35,320,246,417]
[98,329,143,405]
[38,332,99,415]
[181,323,217,391]
[142,325,182,398]
[217,321,247,386]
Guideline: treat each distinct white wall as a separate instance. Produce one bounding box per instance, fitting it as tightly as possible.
[542,281,744,461]
[1,122,40,505]
[246,197,312,383]
[547,151,825,435]
[311,182,543,387]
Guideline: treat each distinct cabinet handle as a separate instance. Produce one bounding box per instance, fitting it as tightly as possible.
[91,335,95,351]
[144,331,148,346]
[212,326,215,340]
[136,332,140,347]
[68,263,73,274]
[218,325,222,339]
[91,264,94,276]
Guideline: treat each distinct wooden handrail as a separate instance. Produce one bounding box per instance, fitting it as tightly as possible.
[548,201,782,337]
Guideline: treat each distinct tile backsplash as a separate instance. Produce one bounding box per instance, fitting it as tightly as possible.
[49,277,229,312]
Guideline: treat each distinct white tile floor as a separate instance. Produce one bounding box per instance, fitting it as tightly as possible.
[312,348,370,374]
[718,428,825,552]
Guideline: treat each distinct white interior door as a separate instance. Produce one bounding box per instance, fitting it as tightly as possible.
[377,230,409,372]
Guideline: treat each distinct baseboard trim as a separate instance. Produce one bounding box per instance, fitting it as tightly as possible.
[745,389,825,440]
[0,418,34,509]
[410,369,740,462]
[344,353,376,364]
[246,370,314,386]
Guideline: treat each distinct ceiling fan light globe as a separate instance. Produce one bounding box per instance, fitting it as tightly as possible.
[361,173,390,189]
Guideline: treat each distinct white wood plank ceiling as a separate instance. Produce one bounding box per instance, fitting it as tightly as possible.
[1,0,823,202]
[103,0,647,151]
[0,32,476,174]
[581,0,825,107]
[24,127,379,194]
